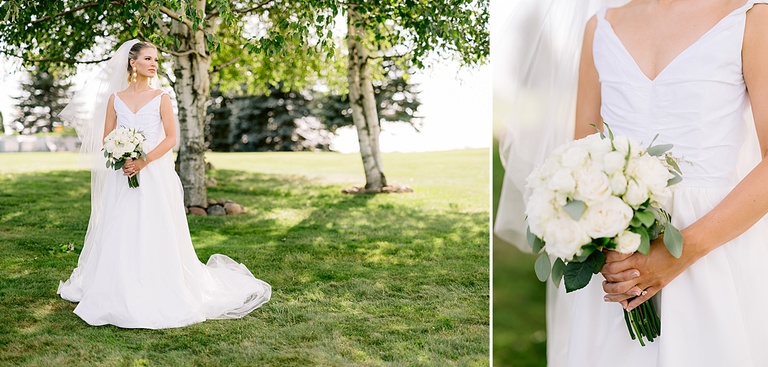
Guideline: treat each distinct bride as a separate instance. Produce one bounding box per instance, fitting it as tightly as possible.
[57,40,271,329]
[496,0,768,365]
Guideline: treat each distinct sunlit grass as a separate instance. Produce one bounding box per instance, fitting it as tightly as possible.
[0,149,489,366]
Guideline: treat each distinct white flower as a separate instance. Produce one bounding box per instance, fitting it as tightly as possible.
[609,173,628,195]
[613,136,643,158]
[615,230,642,254]
[561,146,589,169]
[623,179,649,208]
[584,134,613,157]
[548,168,576,194]
[574,169,612,204]
[543,215,591,261]
[602,151,626,175]
[583,196,633,238]
[633,155,673,194]
[526,189,558,237]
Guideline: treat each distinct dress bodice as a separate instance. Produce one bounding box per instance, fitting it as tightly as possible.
[113,92,166,151]
[593,1,764,187]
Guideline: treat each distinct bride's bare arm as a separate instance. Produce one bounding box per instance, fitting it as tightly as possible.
[601,5,768,311]
[102,94,117,142]
[574,16,602,140]
[124,94,176,176]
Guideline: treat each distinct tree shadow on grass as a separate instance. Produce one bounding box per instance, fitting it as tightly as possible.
[0,169,489,365]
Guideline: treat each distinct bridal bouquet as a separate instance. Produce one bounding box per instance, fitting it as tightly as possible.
[525,125,683,346]
[103,126,147,188]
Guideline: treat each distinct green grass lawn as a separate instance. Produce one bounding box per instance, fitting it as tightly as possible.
[0,149,489,367]
[492,141,547,367]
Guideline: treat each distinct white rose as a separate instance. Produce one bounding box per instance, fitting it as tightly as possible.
[561,146,589,169]
[613,136,643,158]
[633,155,673,193]
[526,189,557,237]
[585,134,613,156]
[614,230,642,254]
[574,169,612,204]
[623,179,649,208]
[650,185,673,209]
[548,168,576,194]
[543,215,591,261]
[602,151,626,175]
[609,173,628,195]
[583,196,633,238]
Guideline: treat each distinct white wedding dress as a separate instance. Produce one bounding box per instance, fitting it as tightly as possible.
[548,1,768,366]
[58,91,271,329]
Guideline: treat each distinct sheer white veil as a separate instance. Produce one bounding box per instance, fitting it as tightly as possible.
[59,39,160,272]
[493,0,630,250]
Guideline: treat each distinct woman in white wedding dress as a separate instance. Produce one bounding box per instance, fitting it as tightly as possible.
[57,40,271,329]
[496,0,768,366]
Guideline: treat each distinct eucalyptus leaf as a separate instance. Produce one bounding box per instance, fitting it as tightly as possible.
[668,171,682,186]
[526,227,545,254]
[551,257,566,287]
[631,226,651,255]
[666,155,682,174]
[664,224,684,258]
[115,160,125,170]
[591,123,606,139]
[535,252,551,282]
[647,144,673,157]
[634,210,656,228]
[563,200,587,221]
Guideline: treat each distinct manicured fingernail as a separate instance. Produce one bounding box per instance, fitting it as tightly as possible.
[604,296,610,302]
[641,290,648,296]
[631,271,640,278]
[634,291,641,296]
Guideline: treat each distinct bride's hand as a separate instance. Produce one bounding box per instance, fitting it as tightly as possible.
[600,238,693,311]
[122,158,148,177]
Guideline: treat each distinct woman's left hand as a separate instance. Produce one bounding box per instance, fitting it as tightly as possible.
[122,158,148,177]
[601,238,694,311]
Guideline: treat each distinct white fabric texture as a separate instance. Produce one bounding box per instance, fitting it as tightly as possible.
[57,89,271,329]
[548,1,768,366]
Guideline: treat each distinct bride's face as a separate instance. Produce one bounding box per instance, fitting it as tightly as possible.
[131,48,159,79]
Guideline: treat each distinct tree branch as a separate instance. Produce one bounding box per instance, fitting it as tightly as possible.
[154,15,171,35]
[159,5,194,29]
[157,47,198,57]
[205,0,273,19]
[1,53,111,65]
[30,1,123,25]
[211,57,240,73]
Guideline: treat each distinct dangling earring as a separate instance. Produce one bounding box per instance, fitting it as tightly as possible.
[131,66,138,84]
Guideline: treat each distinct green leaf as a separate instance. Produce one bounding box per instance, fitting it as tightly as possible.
[105,160,111,169]
[591,251,607,274]
[574,245,596,262]
[590,123,606,139]
[663,224,684,258]
[631,226,651,255]
[564,251,605,293]
[115,160,125,170]
[647,144,673,157]
[563,200,586,221]
[634,210,656,228]
[668,171,682,186]
[551,258,566,287]
[526,227,545,254]
[630,217,642,227]
[563,261,592,293]
[535,252,551,282]
[666,155,682,174]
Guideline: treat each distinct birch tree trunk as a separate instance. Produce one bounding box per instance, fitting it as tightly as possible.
[347,7,387,191]
[170,19,210,207]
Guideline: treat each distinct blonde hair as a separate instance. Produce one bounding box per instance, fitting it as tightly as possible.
[126,41,157,83]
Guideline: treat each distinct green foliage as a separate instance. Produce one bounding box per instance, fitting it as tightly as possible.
[206,86,332,152]
[13,68,73,134]
[563,251,606,293]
